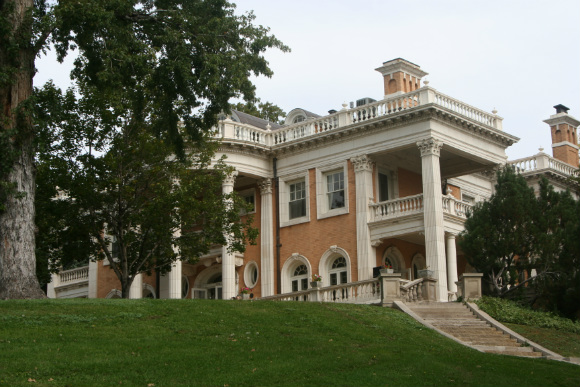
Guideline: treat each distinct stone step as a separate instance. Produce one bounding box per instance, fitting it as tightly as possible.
[474,345,542,357]
[405,302,543,358]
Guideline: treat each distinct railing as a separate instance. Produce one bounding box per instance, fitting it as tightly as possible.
[434,93,500,128]
[318,280,381,303]
[370,194,472,222]
[442,196,472,218]
[400,279,424,302]
[258,279,380,303]
[57,266,89,285]
[509,154,579,177]
[215,87,504,147]
[370,194,424,221]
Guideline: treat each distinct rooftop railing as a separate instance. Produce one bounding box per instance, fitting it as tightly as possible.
[215,87,503,147]
[509,153,579,177]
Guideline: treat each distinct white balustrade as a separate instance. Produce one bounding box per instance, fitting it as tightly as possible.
[215,88,505,147]
[370,194,424,221]
[58,266,89,285]
[509,154,579,177]
[258,279,380,304]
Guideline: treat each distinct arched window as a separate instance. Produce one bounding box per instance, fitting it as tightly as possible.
[383,246,405,274]
[291,264,309,292]
[329,257,348,286]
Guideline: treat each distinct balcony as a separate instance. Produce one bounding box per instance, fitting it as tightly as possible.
[49,265,90,298]
[369,194,472,223]
[215,87,505,149]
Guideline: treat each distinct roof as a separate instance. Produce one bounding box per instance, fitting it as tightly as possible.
[231,110,283,130]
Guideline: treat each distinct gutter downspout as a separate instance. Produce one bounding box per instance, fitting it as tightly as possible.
[273,157,281,295]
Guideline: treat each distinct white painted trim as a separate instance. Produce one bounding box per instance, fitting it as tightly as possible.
[316,161,349,220]
[279,171,310,227]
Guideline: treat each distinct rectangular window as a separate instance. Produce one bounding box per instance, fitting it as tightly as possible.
[330,273,337,286]
[289,181,306,219]
[379,172,389,202]
[326,171,345,210]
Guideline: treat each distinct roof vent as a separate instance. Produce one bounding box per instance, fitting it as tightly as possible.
[356,97,376,107]
[554,104,569,114]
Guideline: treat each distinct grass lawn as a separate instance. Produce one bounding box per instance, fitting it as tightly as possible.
[0,299,579,387]
[503,323,580,358]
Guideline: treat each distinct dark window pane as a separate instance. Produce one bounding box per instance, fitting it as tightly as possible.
[379,173,389,202]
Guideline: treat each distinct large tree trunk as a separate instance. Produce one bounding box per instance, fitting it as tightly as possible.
[0,0,45,299]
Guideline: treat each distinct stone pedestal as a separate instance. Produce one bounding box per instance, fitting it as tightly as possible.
[456,273,483,300]
[379,273,401,306]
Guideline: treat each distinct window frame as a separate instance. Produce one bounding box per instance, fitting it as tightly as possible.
[238,188,256,215]
[316,162,349,219]
[279,172,310,227]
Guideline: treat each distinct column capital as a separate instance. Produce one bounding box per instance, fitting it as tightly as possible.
[351,154,374,173]
[417,138,443,157]
[258,178,272,195]
[223,170,238,186]
[445,232,457,239]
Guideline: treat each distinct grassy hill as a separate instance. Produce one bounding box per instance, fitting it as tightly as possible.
[1,299,578,386]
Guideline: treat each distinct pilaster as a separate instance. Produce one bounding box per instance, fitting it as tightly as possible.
[417,137,448,302]
[258,178,274,297]
[351,154,376,281]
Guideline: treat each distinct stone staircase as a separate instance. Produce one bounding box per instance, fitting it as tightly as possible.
[406,302,542,358]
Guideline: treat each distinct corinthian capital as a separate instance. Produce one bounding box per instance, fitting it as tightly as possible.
[417,138,443,157]
[258,178,272,195]
[223,170,238,186]
[351,154,374,173]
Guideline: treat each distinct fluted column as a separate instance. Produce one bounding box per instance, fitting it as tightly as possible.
[221,170,238,300]
[351,154,376,281]
[259,179,274,297]
[417,138,448,302]
[129,273,143,299]
[446,233,458,296]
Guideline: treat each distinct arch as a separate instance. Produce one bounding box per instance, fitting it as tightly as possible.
[284,109,308,126]
[411,253,426,280]
[105,289,122,299]
[281,254,312,293]
[142,283,156,299]
[193,265,239,299]
[382,246,406,273]
[182,275,190,299]
[388,79,397,94]
[318,246,352,287]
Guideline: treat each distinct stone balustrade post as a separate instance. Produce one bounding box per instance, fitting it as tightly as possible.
[380,273,401,306]
[420,278,438,302]
[456,273,483,300]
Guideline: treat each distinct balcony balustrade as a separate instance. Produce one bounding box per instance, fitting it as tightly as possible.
[215,87,503,147]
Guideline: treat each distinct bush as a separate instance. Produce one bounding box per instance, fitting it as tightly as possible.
[475,296,580,334]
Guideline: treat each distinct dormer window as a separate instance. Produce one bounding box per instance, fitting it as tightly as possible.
[293,116,306,124]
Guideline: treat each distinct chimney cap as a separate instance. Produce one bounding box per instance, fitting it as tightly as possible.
[554,104,569,114]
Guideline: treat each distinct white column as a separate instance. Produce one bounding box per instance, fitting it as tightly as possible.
[129,273,143,299]
[221,170,238,300]
[446,233,458,295]
[259,178,274,297]
[87,260,98,298]
[351,154,376,281]
[417,138,448,302]
[160,260,182,299]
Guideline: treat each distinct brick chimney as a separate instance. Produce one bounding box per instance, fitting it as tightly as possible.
[544,104,580,168]
[375,58,428,98]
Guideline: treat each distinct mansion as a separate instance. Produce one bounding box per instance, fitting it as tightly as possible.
[47,58,580,302]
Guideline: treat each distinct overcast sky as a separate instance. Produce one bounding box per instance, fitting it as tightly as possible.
[35,0,580,161]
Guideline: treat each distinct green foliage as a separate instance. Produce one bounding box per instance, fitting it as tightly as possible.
[476,296,580,334]
[231,98,287,124]
[459,166,538,295]
[35,82,258,297]
[1,300,579,386]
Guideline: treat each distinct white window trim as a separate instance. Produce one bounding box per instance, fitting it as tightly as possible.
[279,172,310,227]
[281,254,312,294]
[316,162,349,219]
[318,246,352,287]
[375,166,398,202]
[238,188,256,215]
[244,261,259,288]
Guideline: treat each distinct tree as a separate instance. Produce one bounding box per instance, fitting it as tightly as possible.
[459,165,538,296]
[0,0,287,299]
[231,98,287,125]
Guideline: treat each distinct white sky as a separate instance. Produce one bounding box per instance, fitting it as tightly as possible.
[35,0,580,161]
